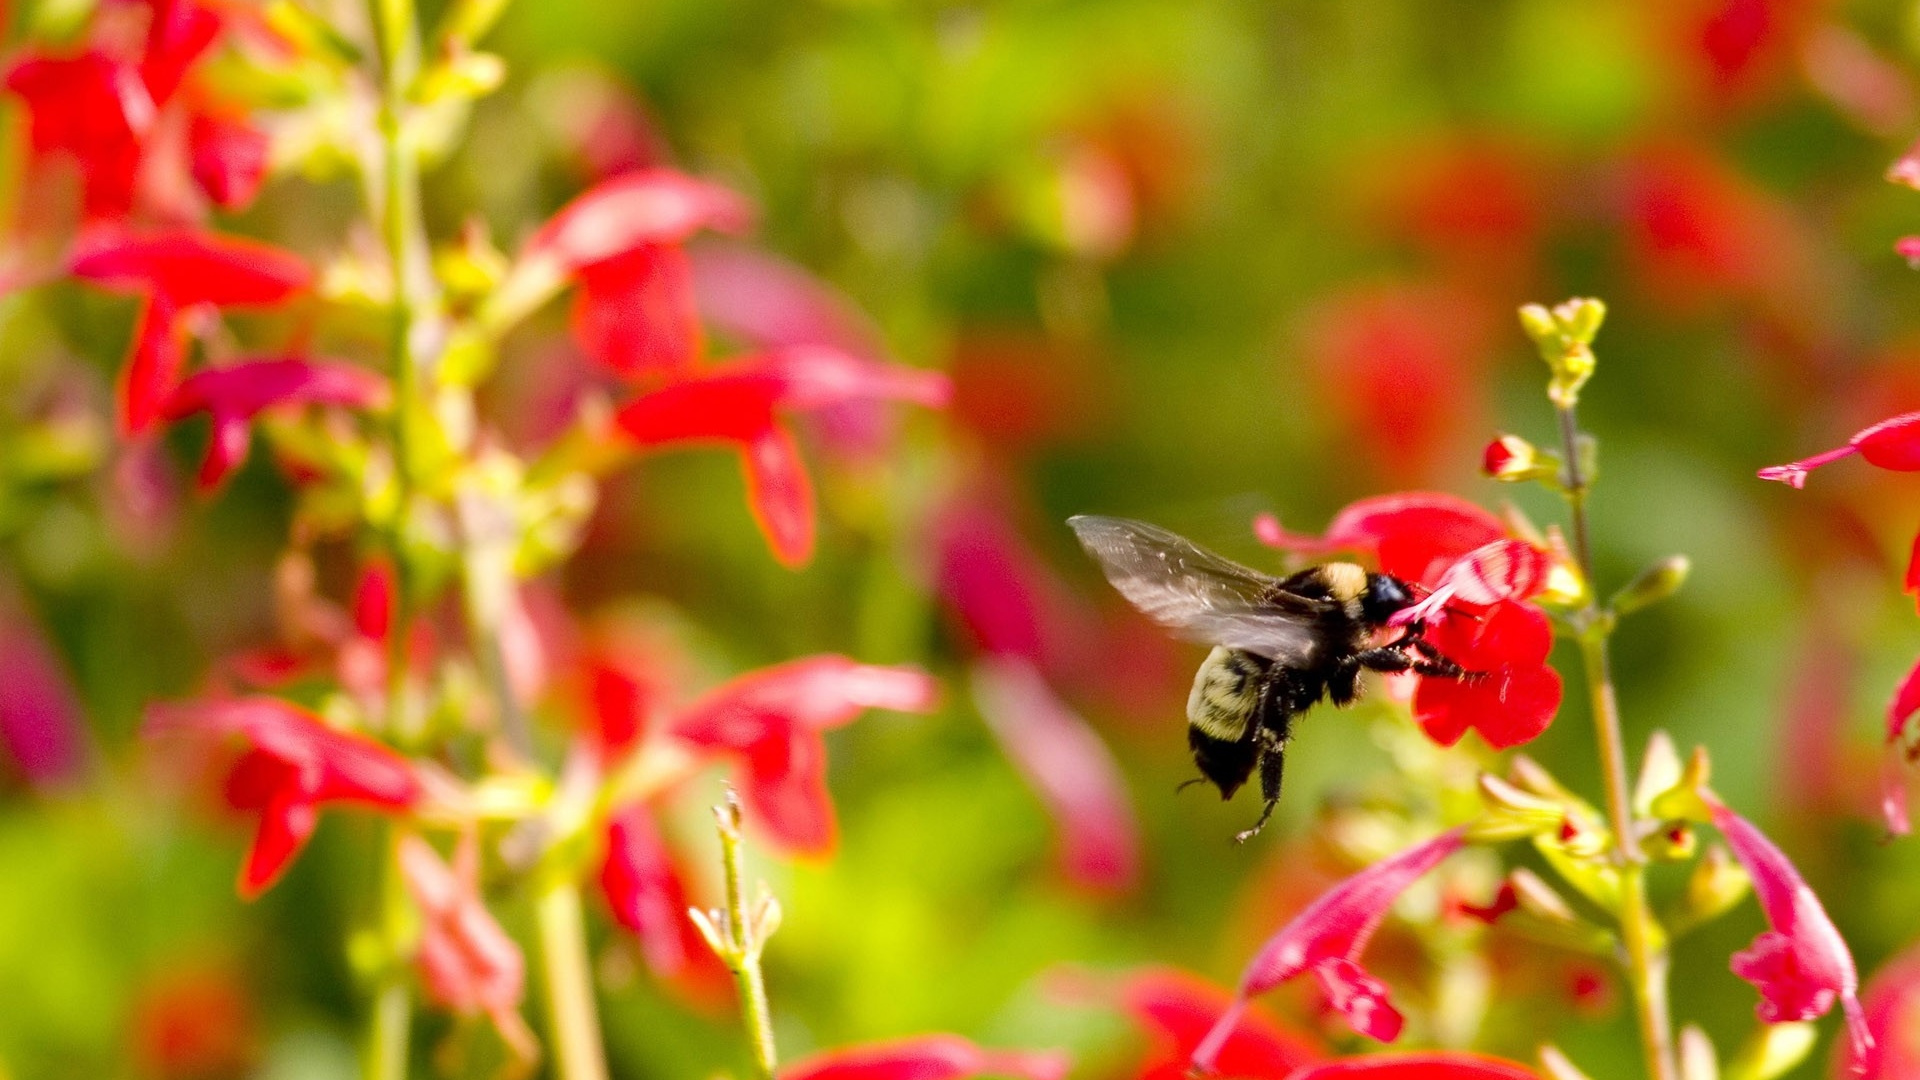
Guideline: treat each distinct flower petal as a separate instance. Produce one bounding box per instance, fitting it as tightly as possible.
[780,1036,1069,1080]
[240,788,317,898]
[743,730,836,856]
[72,229,312,307]
[525,169,753,274]
[1284,1055,1540,1080]
[1119,968,1321,1080]
[1312,958,1405,1042]
[741,425,815,568]
[571,244,704,378]
[1256,493,1505,585]
[121,296,186,435]
[188,112,270,211]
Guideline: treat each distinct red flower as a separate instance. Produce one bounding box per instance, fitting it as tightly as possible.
[69,229,313,434]
[1705,794,1871,1065]
[1393,539,1549,626]
[144,696,419,897]
[1118,968,1321,1080]
[129,964,255,1080]
[398,835,537,1062]
[672,657,939,855]
[1411,600,1562,749]
[4,49,154,218]
[0,601,84,787]
[1255,492,1506,587]
[1191,828,1467,1059]
[188,112,270,210]
[970,656,1140,892]
[1846,938,1920,1079]
[1285,1055,1538,1080]
[513,169,753,378]
[1758,411,1920,488]
[598,802,730,1001]
[780,1036,1069,1080]
[157,357,388,488]
[614,345,950,567]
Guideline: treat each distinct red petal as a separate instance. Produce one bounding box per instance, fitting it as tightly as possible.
[571,244,704,379]
[780,1036,1069,1080]
[1284,1055,1539,1080]
[188,113,270,211]
[239,789,317,898]
[72,229,312,307]
[1906,530,1920,604]
[142,0,225,103]
[121,296,186,435]
[743,731,836,856]
[614,373,778,446]
[1889,655,1920,744]
[526,169,752,273]
[674,656,939,747]
[1312,958,1404,1042]
[600,805,694,974]
[195,416,252,489]
[1261,493,1504,585]
[741,425,815,568]
[159,357,387,421]
[1853,412,1920,471]
[0,605,84,786]
[1119,969,1321,1079]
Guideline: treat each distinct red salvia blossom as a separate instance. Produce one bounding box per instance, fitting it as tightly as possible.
[1393,539,1549,626]
[1255,492,1506,587]
[970,656,1140,892]
[157,357,388,488]
[69,229,313,434]
[397,835,538,1062]
[1191,828,1467,1059]
[1845,938,1920,1079]
[614,345,950,566]
[779,1036,1069,1080]
[672,656,940,855]
[1411,600,1562,749]
[4,49,154,219]
[1758,411,1920,488]
[1704,794,1871,1065]
[515,168,753,378]
[598,802,729,1001]
[1285,1055,1538,1080]
[144,696,419,897]
[1118,968,1321,1080]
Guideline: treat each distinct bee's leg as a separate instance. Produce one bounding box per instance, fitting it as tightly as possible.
[1234,727,1287,844]
[1405,637,1481,680]
[1353,645,1416,673]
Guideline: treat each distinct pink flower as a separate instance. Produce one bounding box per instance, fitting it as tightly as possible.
[1844,938,1920,1079]
[970,656,1140,892]
[614,345,949,567]
[1882,656,1920,836]
[1191,828,1467,1062]
[144,696,419,897]
[69,229,313,434]
[1118,968,1321,1080]
[780,1036,1069,1080]
[672,657,939,855]
[1758,411,1920,488]
[1704,794,1871,1065]
[1285,1055,1539,1080]
[598,802,730,1003]
[398,835,537,1062]
[514,169,753,378]
[157,357,388,488]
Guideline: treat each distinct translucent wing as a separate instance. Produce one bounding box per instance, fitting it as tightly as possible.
[1067,515,1329,663]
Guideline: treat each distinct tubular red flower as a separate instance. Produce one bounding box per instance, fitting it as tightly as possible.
[1191,828,1467,1064]
[570,244,705,378]
[144,696,419,897]
[613,346,949,567]
[1284,1055,1539,1080]
[1758,411,1920,487]
[1255,492,1505,586]
[672,657,939,854]
[1412,600,1562,749]
[1704,795,1871,1065]
[780,1036,1069,1080]
[1118,968,1321,1080]
[970,656,1140,892]
[157,357,388,488]
[398,835,537,1061]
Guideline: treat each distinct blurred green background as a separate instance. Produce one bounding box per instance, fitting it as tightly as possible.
[9,0,1920,1077]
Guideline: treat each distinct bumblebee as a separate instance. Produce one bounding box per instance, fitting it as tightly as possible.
[1067,515,1470,842]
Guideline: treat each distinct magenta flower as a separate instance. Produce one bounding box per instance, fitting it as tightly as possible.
[1757,411,1920,488]
[672,656,939,855]
[614,345,949,566]
[398,835,537,1062]
[0,602,84,787]
[1191,828,1467,1063]
[145,696,419,897]
[1704,794,1871,1064]
[157,357,388,488]
[779,1036,1068,1080]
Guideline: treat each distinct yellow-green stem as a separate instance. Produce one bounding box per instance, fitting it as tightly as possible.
[718,804,779,1080]
[1557,404,1676,1080]
[535,877,610,1080]
[364,824,413,1080]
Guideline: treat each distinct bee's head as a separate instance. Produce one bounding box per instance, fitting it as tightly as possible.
[1359,573,1416,624]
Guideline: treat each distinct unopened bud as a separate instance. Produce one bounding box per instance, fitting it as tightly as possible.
[1643,820,1698,862]
[1723,1021,1815,1080]
[1469,773,1568,841]
[752,887,783,944]
[1483,434,1560,483]
[1612,555,1690,618]
[1635,731,1684,814]
[1518,297,1605,408]
[1650,746,1715,823]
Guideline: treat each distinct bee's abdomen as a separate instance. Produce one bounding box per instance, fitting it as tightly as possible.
[1186,646,1269,742]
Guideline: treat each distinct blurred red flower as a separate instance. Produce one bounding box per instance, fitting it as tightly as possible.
[1192,829,1466,1056]
[129,964,255,1080]
[398,835,538,1062]
[780,1035,1069,1080]
[598,802,731,1003]
[1118,968,1321,1080]
[4,48,153,219]
[614,345,949,566]
[672,656,939,855]
[0,601,84,787]
[188,112,270,211]
[145,696,419,897]
[69,229,312,434]
[157,357,388,488]
[1705,794,1870,1064]
[1845,938,1920,1079]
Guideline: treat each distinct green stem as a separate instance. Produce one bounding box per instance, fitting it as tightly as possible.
[365,825,413,1080]
[717,799,779,1080]
[535,877,611,1080]
[1556,404,1675,1080]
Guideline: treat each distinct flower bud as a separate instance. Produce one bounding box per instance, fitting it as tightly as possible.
[1722,1021,1815,1080]
[1649,745,1715,823]
[1468,773,1569,841]
[1612,555,1690,618]
[1634,730,1684,814]
[1518,297,1605,408]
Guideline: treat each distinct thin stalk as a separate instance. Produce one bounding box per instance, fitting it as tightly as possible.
[716,798,779,1080]
[535,876,610,1080]
[1557,404,1676,1080]
[365,824,413,1080]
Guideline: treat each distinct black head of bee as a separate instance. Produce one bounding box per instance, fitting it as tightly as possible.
[1358,573,1416,625]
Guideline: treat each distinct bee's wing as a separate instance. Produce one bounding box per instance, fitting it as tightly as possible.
[1067,515,1329,664]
